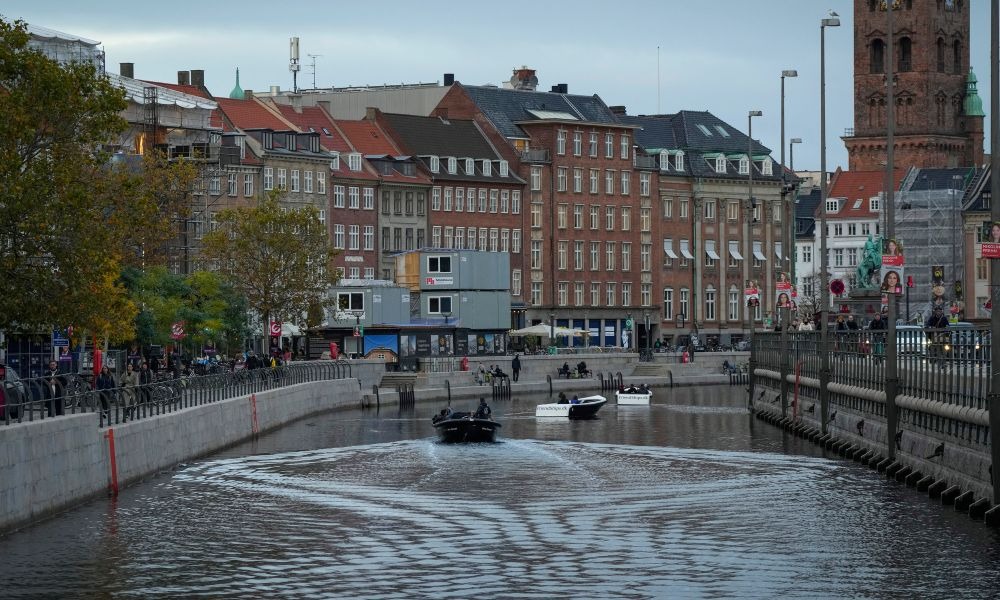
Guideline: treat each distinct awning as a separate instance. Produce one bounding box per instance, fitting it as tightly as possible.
[705,240,720,260]
[729,241,743,260]
[680,240,695,260]
[664,239,678,259]
[774,242,783,260]
[752,241,767,261]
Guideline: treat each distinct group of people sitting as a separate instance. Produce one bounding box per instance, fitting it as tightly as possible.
[432,398,493,423]
[475,364,508,385]
[556,392,581,405]
[557,361,591,379]
[619,383,650,394]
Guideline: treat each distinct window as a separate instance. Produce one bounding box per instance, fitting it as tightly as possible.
[349,187,360,209]
[304,170,313,193]
[531,203,543,228]
[429,156,440,173]
[679,289,689,320]
[348,153,362,171]
[489,228,498,252]
[590,205,600,230]
[848,223,857,236]
[557,204,568,229]
[605,170,615,194]
[531,282,543,306]
[558,241,568,270]
[317,171,326,194]
[466,158,475,174]
[382,227,389,251]
[348,225,359,250]
[329,153,340,171]
[478,228,487,250]
[834,248,844,267]
[590,242,600,270]
[977,258,989,280]
[489,189,498,213]
[870,197,881,211]
[704,199,716,220]
[243,173,253,197]
[679,199,689,219]
[531,167,542,191]
[640,208,650,232]
[573,168,583,193]
[333,224,345,249]
[641,244,651,272]
[481,159,491,177]
[428,296,453,314]
[589,132,599,157]
[478,189,487,212]
[501,229,510,252]
[605,206,616,231]
[363,188,374,209]
[574,241,583,270]
[512,269,522,296]
[675,152,684,171]
[557,129,567,155]
[431,226,441,248]
[641,283,651,307]
[501,190,510,213]
[605,133,614,158]
[557,167,568,191]
[227,173,237,196]
[705,287,716,321]
[364,267,374,279]
[444,227,453,248]
[291,170,300,192]
[575,283,585,306]
[428,255,452,273]
[762,158,773,176]
[210,176,220,195]
[512,191,521,214]
[739,156,750,175]
[499,160,508,177]
[589,169,599,194]
[728,287,740,321]
[715,156,726,173]
[639,172,650,197]
[826,199,839,213]
[263,167,273,190]
[620,134,630,159]
[333,185,345,208]
[277,168,287,190]
[660,150,670,171]
[621,207,631,231]
[621,171,630,195]
[621,242,631,271]
[622,282,632,307]
[455,188,465,212]
[834,224,843,236]
[558,282,568,306]
[898,36,912,72]
[448,157,457,174]
[337,292,364,311]
[573,204,583,229]
[591,283,601,306]
[573,131,582,156]
[468,227,477,249]
[512,229,521,252]
[803,246,812,263]
[531,240,542,269]
[727,201,739,221]
[442,188,452,211]
[606,283,616,307]
[663,198,673,218]
[870,38,885,74]
[363,226,374,250]
[606,242,616,271]
[848,247,858,267]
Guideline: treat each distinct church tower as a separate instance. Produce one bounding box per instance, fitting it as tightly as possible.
[844,0,984,170]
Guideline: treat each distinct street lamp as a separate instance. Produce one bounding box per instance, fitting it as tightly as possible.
[819,12,840,433]
[746,110,762,338]
[549,311,555,351]
[350,309,365,359]
[778,69,797,417]
[644,309,651,356]
[789,138,802,173]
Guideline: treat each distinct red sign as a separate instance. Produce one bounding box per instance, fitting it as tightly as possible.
[269,321,282,337]
[983,243,1000,259]
[170,321,185,340]
[352,326,360,337]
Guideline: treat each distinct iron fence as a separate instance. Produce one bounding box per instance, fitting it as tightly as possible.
[0,361,353,428]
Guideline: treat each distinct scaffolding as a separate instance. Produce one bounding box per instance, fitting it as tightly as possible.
[891,188,966,322]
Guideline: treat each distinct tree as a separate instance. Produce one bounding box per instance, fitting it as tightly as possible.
[0,18,198,342]
[201,194,338,337]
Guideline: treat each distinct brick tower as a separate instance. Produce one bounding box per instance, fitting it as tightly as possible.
[844,0,984,170]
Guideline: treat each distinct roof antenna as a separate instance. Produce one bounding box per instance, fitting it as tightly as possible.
[307,53,322,89]
[289,36,301,92]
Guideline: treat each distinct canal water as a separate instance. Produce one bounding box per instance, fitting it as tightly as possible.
[2,385,999,599]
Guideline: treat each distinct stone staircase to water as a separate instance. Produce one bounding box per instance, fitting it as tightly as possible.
[631,363,671,377]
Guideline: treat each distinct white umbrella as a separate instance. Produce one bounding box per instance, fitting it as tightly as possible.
[510,323,584,339]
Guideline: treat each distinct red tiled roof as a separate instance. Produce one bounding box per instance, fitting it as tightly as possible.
[216,97,293,132]
[824,169,905,219]
[334,120,400,155]
[143,80,213,100]
[267,103,352,153]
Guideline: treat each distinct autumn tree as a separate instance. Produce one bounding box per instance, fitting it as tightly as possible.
[201,194,338,337]
[0,18,198,343]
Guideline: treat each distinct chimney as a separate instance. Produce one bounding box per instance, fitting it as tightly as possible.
[443,73,455,86]
[190,69,205,88]
[289,93,302,113]
[556,83,568,94]
[177,71,190,85]
[270,85,280,95]
[365,107,378,120]
[509,66,538,91]
[119,62,134,78]
[608,105,627,116]
[244,89,254,100]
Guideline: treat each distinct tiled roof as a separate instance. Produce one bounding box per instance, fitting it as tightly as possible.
[335,119,401,155]
[216,97,293,132]
[825,169,905,219]
[962,167,991,212]
[143,80,213,100]
[795,186,822,238]
[382,113,498,159]
[462,84,620,139]
[903,167,978,192]
[266,102,353,154]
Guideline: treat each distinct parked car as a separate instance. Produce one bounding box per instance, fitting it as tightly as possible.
[944,322,987,363]
[1,364,26,419]
[895,325,928,356]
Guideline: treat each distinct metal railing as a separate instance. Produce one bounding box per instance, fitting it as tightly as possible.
[520,149,551,163]
[0,361,352,428]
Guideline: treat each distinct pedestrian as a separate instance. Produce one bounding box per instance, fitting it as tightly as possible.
[120,363,139,422]
[511,354,521,382]
[43,360,64,417]
[96,366,116,422]
[138,360,153,408]
[846,315,859,331]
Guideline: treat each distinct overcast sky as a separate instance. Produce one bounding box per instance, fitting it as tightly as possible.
[3,0,992,171]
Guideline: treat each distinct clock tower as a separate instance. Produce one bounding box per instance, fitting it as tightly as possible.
[844,0,984,170]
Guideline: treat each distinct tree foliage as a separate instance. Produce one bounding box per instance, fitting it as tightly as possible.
[201,194,338,331]
[0,18,198,341]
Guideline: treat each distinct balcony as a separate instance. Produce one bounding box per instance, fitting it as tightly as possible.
[521,149,551,163]
[633,155,657,170]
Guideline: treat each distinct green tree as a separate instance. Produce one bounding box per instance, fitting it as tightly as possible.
[201,194,338,336]
[0,18,198,342]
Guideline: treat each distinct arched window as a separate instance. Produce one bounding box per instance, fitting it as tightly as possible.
[898,37,912,72]
[952,40,962,74]
[870,39,885,74]
[937,38,945,72]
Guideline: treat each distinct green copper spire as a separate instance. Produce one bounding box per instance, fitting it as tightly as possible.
[963,68,984,117]
[229,67,244,100]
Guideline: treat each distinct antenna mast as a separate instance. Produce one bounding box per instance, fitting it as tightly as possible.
[289,36,301,92]
[307,53,322,89]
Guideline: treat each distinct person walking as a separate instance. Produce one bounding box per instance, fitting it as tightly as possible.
[43,360,64,417]
[120,363,139,422]
[95,366,116,422]
[138,361,153,409]
[511,354,521,382]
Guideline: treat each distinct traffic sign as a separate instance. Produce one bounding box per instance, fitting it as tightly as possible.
[625,319,633,330]
[170,322,186,340]
[52,329,69,348]
[270,321,282,337]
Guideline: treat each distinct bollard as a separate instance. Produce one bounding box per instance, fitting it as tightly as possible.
[547,374,552,397]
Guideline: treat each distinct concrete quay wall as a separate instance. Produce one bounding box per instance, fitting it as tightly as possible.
[0,379,360,534]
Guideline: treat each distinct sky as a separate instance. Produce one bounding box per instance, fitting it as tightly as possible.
[3,0,992,172]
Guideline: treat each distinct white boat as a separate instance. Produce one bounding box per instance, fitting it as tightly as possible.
[616,389,653,405]
[535,395,607,418]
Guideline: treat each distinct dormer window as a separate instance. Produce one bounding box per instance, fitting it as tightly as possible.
[330,152,340,171]
[826,199,839,213]
[236,135,246,160]
[348,152,362,172]
[481,159,491,176]
[715,156,726,174]
[659,150,670,171]
[762,158,773,176]
[870,197,881,211]
[738,156,750,175]
[309,135,319,153]
[262,131,273,150]
[675,151,685,171]
[465,158,475,174]
[499,160,508,177]
[429,156,440,173]
[448,157,457,174]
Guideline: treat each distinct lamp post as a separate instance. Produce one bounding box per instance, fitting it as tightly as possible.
[789,138,802,173]
[549,311,555,352]
[989,0,1000,509]
[883,3,900,461]
[789,137,803,294]
[779,70,797,417]
[819,12,840,434]
[626,311,633,350]
[746,110,762,402]
[351,309,365,359]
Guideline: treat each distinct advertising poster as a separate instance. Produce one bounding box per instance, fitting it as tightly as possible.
[775,272,793,310]
[882,238,904,267]
[744,280,760,308]
[981,222,1000,259]
[880,266,903,295]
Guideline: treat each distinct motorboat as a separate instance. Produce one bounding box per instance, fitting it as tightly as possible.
[432,409,501,443]
[535,394,607,419]
[616,387,653,405]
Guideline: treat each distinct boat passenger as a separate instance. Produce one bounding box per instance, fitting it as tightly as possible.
[474,398,492,419]
[570,395,581,404]
[557,392,569,404]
